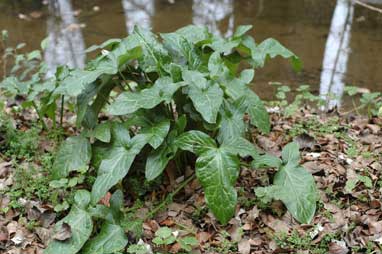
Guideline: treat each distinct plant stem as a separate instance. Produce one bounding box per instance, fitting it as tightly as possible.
[351,98,360,115]
[341,97,382,116]
[32,101,47,130]
[60,95,64,127]
[146,174,195,219]
[119,71,133,92]
[0,40,7,79]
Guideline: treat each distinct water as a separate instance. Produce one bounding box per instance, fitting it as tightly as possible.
[1,0,381,108]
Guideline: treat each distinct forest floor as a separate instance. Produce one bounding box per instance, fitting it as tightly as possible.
[1,104,382,254]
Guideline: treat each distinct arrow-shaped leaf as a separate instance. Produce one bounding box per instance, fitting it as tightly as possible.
[82,223,128,254]
[44,205,93,254]
[91,134,148,204]
[196,148,240,224]
[52,136,91,179]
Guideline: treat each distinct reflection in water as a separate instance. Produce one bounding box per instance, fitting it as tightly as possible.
[319,0,354,109]
[122,0,155,34]
[44,0,85,77]
[192,0,234,37]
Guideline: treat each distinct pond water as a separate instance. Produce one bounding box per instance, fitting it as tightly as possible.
[1,0,382,108]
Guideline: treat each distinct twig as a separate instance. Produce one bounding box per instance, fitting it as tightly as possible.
[340,97,382,115]
[354,0,382,14]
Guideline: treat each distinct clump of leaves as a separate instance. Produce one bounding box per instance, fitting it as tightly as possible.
[254,142,319,223]
[269,84,325,116]
[345,86,382,118]
[0,121,40,159]
[44,25,317,254]
[275,229,338,254]
[152,226,198,252]
[0,30,67,130]
[45,190,128,254]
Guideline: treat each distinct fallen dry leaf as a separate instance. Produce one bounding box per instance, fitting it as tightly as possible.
[99,192,112,207]
[369,221,382,235]
[53,223,72,241]
[0,225,8,241]
[238,239,251,254]
[11,230,24,245]
[294,133,317,150]
[328,240,348,254]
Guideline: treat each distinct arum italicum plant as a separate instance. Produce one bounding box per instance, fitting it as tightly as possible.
[44,25,318,254]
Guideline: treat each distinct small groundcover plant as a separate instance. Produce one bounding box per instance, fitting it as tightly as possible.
[42,25,318,254]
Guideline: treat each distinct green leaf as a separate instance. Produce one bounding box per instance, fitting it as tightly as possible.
[76,82,101,127]
[188,81,223,124]
[175,130,216,155]
[250,38,302,72]
[221,137,259,158]
[91,134,148,204]
[27,50,42,61]
[217,98,247,143]
[281,142,300,166]
[171,25,210,44]
[145,116,187,181]
[140,119,170,149]
[255,185,280,204]
[110,190,124,223]
[88,205,111,221]
[131,26,170,74]
[161,32,202,70]
[74,190,91,209]
[272,164,318,224]
[219,76,269,133]
[210,38,241,55]
[49,179,68,189]
[344,86,359,96]
[239,69,254,84]
[108,77,184,115]
[107,88,159,116]
[44,206,93,254]
[155,227,173,239]
[243,91,270,133]
[94,122,111,143]
[0,76,29,95]
[344,179,358,193]
[233,25,253,38]
[54,201,70,212]
[153,227,176,245]
[56,46,141,97]
[182,70,225,124]
[127,244,151,254]
[82,223,128,254]
[111,122,131,147]
[52,136,91,179]
[182,70,224,124]
[55,69,109,97]
[208,51,230,78]
[358,175,373,188]
[178,236,199,251]
[255,142,317,223]
[145,144,176,181]
[196,148,240,224]
[251,154,282,169]
[182,70,207,88]
[85,38,121,53]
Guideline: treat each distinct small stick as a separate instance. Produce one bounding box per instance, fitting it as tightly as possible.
[354,0,382,14]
